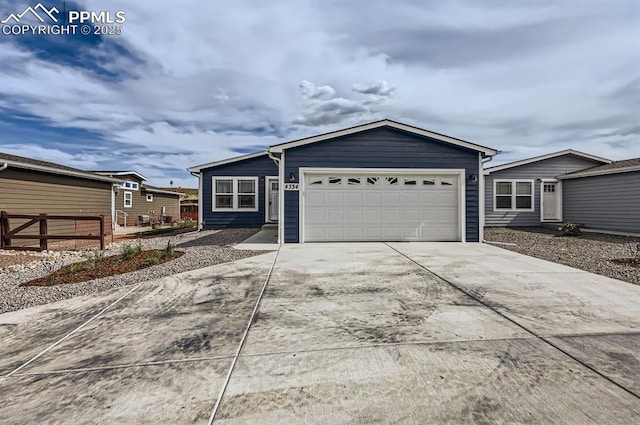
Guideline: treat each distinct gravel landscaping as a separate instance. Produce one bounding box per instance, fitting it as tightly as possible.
[0,228,273,314]
[484,227,640,286]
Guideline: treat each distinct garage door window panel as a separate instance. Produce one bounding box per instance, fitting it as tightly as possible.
[213,177,258,211]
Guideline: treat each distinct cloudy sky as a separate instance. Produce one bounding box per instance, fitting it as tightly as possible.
[0,0,638,187]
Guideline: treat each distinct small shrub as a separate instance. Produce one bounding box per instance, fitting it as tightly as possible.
[558,222,581,236]
[70,261,92,273]
[163,240,175,259]
[147,251,162,265]
[119,243,143,261]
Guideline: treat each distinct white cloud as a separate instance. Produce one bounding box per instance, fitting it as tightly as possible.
[0,0,638,185]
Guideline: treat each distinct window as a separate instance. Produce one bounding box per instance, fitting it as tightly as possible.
[212,177,258,211]
[441,178,453,186]
[121,181,139,190]
[403,179,417,186]
[366,177,380,185]
[423,179,436,186]
[494,180,534,211]
[328,177,342,185]
[347,177,361,185]
[386,177,398,185]
[124,191,132,208]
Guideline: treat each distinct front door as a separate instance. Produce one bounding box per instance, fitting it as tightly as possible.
[542,182,561,221]
[268,179,279,221]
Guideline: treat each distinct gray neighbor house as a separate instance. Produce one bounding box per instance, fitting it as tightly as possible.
[485,150,640,234]
[188,120,640,243]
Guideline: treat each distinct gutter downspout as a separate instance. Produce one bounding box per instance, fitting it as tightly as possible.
[267,152,282,244]
[190,171,204,231]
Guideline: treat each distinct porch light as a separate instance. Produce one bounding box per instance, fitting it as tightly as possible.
[469,174,478,182]
[289,172,296,181]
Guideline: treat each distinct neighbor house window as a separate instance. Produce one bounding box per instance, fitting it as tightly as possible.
[494,180,533,211]
[212,177,258,211]
[121,181,139,190]
[146,194,153,202]
[124,191,133,208]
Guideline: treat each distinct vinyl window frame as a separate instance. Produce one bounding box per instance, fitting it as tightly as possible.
[124,191,133,208]
[493,179,534,212]
[146,194,153,202]
[212,176,259,212]
[121,181,139,190]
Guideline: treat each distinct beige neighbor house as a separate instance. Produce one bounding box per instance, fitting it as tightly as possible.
[94,171,181,227]
[159,187,198,221]
[0,152,120,248]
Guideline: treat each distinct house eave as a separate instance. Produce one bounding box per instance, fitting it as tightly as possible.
[187,151,268,173]
[485,149,611,174]
[2,161,122,183]
[557,165,640,180]
[268,119,499,156]
[94,171,148,181]
[143,187,183,196]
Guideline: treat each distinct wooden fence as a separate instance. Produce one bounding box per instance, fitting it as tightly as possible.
[0,211,105,251]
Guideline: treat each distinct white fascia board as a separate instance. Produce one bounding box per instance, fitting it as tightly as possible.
[557,165,640,180]
[94,171,148,181]
[187,151,268,173]
[143,187,183,196]
[485,150,611,174]
[269,120,499,156]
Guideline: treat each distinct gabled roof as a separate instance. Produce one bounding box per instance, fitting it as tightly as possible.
[94,170,148,181]
[0,152,121,183]
[187,151,268,173]
[484,149,611,174]
[557,157,640,180]
[268,119,499,156]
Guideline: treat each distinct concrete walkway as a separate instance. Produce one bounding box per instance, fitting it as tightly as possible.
[0,243,639,424]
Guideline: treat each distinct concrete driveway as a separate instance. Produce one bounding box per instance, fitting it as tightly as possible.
[1,243,639,424]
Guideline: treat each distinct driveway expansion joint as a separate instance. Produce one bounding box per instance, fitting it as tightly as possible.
[383,242,640,401]
[9,355,239,378]
[207,247,281,424]
[0,280,148,382]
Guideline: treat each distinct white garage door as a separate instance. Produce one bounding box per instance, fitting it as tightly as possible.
[302,172,461,242]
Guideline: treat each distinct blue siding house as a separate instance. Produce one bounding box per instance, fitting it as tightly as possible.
[189,152,278,229]
[189,120,499,243]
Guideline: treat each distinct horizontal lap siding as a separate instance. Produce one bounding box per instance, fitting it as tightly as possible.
[112,177,177,226]
[563,172,640,233]
[284,127,481,243]
[485,156,604,227]
[146,192,180,221]
[201,155,278,228]
[0,169,113,247]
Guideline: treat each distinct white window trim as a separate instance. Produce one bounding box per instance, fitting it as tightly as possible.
[121,181,139,190]
[124,191,133,208]
[146,194,154,202]
[212,176,259,212]
[493,179,535,212]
